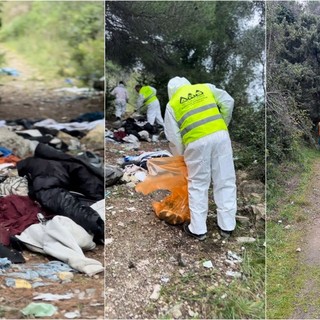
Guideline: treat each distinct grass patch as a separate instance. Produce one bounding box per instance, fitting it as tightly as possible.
[0,2,104,84]
[267,146,320,319]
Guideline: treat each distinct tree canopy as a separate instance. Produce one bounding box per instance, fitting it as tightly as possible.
[106,1,264,101]
[267,1,319,164]
[106,1,265,179]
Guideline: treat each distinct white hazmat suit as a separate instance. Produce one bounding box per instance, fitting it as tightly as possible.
[136,86,164,126]
[111,83,129,119]
[164,77,237,235]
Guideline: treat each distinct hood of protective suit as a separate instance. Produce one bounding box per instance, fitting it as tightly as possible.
[167,77,191,100]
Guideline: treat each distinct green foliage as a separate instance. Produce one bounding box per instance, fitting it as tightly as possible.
[230,103,265,181]
[0,1,104,83]
[107,2,264,93]
[267,2,318,165]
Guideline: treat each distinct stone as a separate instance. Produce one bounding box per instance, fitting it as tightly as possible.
[150,284,161,301]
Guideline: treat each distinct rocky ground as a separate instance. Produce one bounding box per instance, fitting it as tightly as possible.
[0,45,104,319]
[105,119,266,319]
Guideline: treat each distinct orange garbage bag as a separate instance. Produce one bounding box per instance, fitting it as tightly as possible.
[135,156,190,225]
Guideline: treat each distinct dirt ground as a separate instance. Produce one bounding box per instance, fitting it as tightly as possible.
[291,160,320,319]
[0,46,104,319]
[105,119,265,319]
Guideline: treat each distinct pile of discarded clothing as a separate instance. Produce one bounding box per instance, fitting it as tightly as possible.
[0,117,105,277]
[1,111,104,153]
[106,150,172,188]
[106,117,165,147]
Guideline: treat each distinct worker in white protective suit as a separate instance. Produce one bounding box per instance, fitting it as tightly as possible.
[135,84,164,130]
[110,81,129,121]
[164,76,237,240]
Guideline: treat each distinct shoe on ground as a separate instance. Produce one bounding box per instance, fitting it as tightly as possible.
[218,226,233,239]
[183,222,206,241]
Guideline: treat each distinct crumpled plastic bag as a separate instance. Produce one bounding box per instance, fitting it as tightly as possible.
[21,302,57,317]
[135,156,190,225]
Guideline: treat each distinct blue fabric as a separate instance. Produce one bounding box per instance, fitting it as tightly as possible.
[0,68,20,76]
[0,147,12,157]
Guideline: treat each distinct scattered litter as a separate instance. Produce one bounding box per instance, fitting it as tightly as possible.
[33,293,74,301]
[58,272,74,281]
[296,247,301,252]
[236,237,256,243]
[225,259,235,267]
[0,67,20,76]
[64,311,81,319]
[202,260,213,268]
[127,207,136,212]
[134,171,147,181]
[5,278,32,289]
[105,238,113,245]
[53,86,96,95]
[284,225,291,229]
[0,258,11,270]
[160,276,170,283]
[2,261,74,282]
[32,281,53,288]
[227,251,243,263]
[21,302,57,317]
[15,129,43,138]
[226,271,242,278]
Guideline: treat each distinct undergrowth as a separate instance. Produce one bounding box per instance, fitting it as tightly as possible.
[267,146,319,318]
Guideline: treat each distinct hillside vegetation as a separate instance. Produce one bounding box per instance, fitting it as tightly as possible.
[0,1,104,84]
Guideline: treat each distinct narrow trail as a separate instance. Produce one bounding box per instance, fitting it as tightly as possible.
[0,44,103,121]
[291,159,320,319]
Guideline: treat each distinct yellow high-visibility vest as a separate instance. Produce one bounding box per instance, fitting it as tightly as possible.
[169,83,227,145]
[139,86,158,105]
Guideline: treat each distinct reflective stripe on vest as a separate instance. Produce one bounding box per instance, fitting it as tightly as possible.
[140,86,158,105]
[169,83,227,145]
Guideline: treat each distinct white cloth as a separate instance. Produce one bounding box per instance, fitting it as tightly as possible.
[16,216,103,276]
[90,199,105,221]
[164,77,236,233]
[34,118,104,132]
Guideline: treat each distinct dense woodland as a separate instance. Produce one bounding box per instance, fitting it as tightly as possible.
[106,1,265,179]
[267,2,320,165]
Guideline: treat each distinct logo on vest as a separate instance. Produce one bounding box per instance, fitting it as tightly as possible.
[180,90,204,103]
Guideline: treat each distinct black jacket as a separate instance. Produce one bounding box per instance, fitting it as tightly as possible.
[17,143,104,242]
